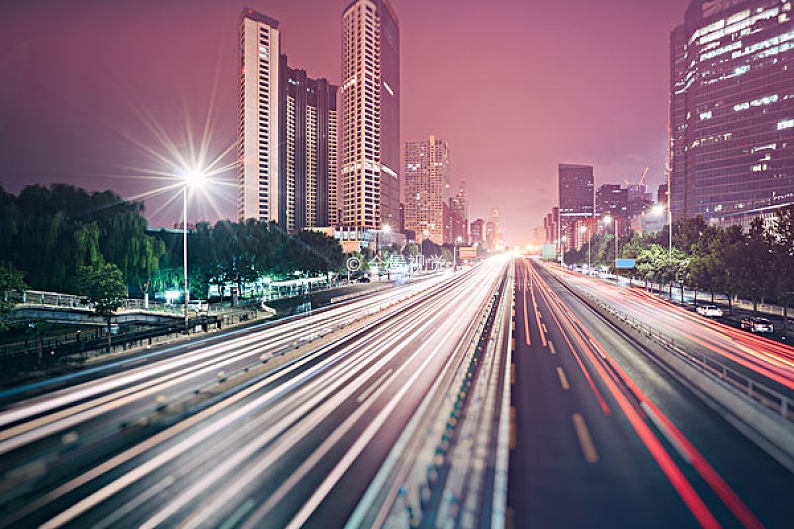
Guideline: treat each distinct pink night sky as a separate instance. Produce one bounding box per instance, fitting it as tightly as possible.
[0,0,690,245]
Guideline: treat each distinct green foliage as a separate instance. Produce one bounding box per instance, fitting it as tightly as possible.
[0,184,164,295]
[0,262,27,329]
[150,220,347,298]
[563,212,794,307]
[78,262,127,321]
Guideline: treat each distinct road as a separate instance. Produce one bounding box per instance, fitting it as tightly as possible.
[0,258,508,528]
[508,258,793,528]
[559,266,794,402]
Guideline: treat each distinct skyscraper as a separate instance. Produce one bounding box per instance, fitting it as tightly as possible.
[238,10,281,224]
[558,163,594,248]
[486,207,501,251]
[470,218,485,245]
[449,180,469,240]
[281,66,339,230]
[341,0,400,230]
[404,136,450,244]
[595,184,628,218]
[670,0,794,223]
[238,9,339,230]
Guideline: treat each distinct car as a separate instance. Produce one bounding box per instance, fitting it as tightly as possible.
[696,304,723,318]
[357,276,371,283]
[741,317,774,334]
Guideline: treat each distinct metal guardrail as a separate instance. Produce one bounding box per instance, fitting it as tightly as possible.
[581,291,794,422]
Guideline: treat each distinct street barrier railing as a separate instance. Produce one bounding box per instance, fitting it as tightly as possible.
[580,291,793,422]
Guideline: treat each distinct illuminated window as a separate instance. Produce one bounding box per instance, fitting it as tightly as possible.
[778,119,794,130]
[699,111,712,120]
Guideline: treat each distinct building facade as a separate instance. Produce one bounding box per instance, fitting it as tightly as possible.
[281,66,339,230]
[670,0,794,222]
[238,9,339,230]
[470,218,485,245]
[403,136,450,244]
[558,163,594,249]
[448,180,469,241]
[595,184,628,218]
[341,0,400,230]
[238,10,281,224]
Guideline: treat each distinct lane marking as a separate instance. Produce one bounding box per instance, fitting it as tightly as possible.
[556,367,570,390]
[541,323,548,334]
[356,369,393,403]
[572,413,599,463]
[548,340,556,355]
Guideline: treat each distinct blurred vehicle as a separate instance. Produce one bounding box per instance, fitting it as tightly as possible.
[696,305,723,318]
[357,277,371,283]
[740,317,774,334]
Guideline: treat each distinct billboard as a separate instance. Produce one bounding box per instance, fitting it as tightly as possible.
[458,246,477,259]
[615,258,636,269]
[542,244,556,259]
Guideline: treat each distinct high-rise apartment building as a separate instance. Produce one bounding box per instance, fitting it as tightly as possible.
[281,66,339,230]
[238,10,281,224]
[558,164,594,248]
[670,0,794,222]
[341,0,400,230]
[404,136,450,244]
[238,9,339,230]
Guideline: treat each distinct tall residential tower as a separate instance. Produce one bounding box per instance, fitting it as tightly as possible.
[238,10,281,224]
[341,0,400,230]
[238,8,339,230]
[404,136,450,244]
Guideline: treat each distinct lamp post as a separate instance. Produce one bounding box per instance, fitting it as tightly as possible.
[181,170,205,333]
[454,235,463,271]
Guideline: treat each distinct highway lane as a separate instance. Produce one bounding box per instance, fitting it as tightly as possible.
[556,266,794,400]
[508,258,793,528]
[1,257,509,528]
[0,272,452,517]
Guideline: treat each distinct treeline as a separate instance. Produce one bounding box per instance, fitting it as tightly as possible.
[0,184,162,295]
[0,184,347,300]
[151,220,345,299]
[564,207,794,310]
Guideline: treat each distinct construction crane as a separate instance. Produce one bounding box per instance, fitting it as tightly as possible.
[624,166,649,188]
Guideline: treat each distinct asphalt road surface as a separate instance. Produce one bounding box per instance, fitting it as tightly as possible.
[0,258,508,528]
[507,258,793,529]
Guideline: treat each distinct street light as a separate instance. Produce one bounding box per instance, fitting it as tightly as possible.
[180,169,205,333]
[376,223,391,258]
[454,235,463,271]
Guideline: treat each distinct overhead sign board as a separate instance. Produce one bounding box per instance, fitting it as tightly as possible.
[542,244,556,259]
[615,258,636,269]
[458,246,477,259]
